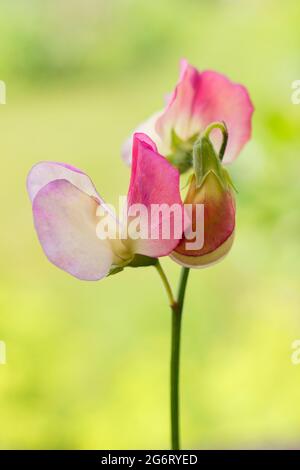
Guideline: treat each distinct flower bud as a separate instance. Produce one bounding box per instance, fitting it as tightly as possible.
[171,122,236,268]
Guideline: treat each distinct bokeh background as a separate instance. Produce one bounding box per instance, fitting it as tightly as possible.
[1,0,300,449]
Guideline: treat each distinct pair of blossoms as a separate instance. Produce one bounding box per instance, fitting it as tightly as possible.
[27,60,254,280]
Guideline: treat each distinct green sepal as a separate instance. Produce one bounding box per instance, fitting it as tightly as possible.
[128,254,158,268]
[108,254,157,277]
[193,136,228,189]
[166,130,198,174]
[222,167,238,193]
[180,173,194,191]
[108,266,124,276]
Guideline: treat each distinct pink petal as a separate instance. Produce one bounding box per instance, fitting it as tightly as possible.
[27,161,103,203]
[121,111,163,166]
[156,59,254,163]
[127,133,183,258]
[32,179,113,281]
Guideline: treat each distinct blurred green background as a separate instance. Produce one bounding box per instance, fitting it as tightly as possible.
[1,0,300,449]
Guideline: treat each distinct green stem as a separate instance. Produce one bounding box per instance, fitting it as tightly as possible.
[170,267,190,450]
[155,261,176,307]
[155,263,190,449]
[203,121,228,161]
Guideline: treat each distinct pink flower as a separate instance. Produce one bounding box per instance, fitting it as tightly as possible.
[27,134,183,281]
[122,59,254,169]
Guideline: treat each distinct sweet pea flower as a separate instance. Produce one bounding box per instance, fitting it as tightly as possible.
[122,59,254,172]
[122,60,254,269]
[27,133,183,281]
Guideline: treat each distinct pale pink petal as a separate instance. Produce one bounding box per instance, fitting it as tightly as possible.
[127,133,183,258]
[156,59,197,146]
[27,161,103,203]
[32,179,113,281]
[156,59,254,163]
[121,111,163,166]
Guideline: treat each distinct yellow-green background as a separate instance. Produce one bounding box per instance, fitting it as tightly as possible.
[1,0,300,449]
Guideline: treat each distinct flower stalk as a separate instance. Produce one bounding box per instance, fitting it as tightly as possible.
[170,267,190,450]
[155,261,176,307]
[156,263,190,450]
